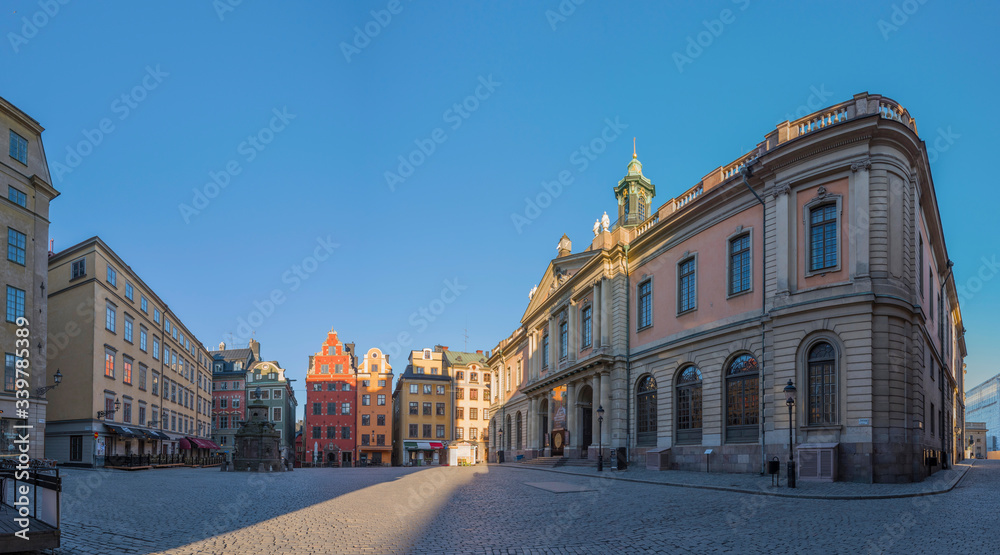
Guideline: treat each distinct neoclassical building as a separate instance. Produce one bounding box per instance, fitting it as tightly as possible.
[489,93,966,483]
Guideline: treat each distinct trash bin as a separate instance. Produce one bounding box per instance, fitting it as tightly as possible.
[616,447,627,470]
[498,451,505,463]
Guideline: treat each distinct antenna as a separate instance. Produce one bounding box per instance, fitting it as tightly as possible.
[463,320,469,352]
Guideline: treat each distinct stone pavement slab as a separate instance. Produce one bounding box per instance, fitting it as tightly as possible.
[523,481,596,493]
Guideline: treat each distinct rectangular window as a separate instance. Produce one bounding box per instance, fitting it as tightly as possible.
[379,379,386,387]
[327,401,335,414]
[104,348,115,378]
[423,384,432,394]
[153,338,160,359]
[7,228,26,265]
[582,306,592,348]
[327,382,336,391]
[457,407,465,419]
[456,388,464,400]
[326,426,336,439]
[436,402,445,416]
[69,436,83,462]
[220,399,228,409]
[436,385,445,395]
[341,402,350,415]
[930,403,935,435]
[809,204,838,271]
[125,282,134,301]
[423,402,432,415]
[232,399,239,409]
[105,303,116,332]
[341,427,351,440]
[4,354,15,392]
[138,406,146,427]
[313,402,321,415]
[470,428,478,440]
[559,320,568,359]
[124,316,133,343]
[409,402,418,415]
[154,309,160,324]
[123,358,132,385]
[484,389,491,402]
[8,185,27,207]
[139,327,148,351]
[542,334,549,368]
[409,424,418,438]
[335,364,344,373]
[273,407,281,421]
[138,364,147,390]
[362,414,371,426]
[456,427,464,439]
[470,408,478,420]
[377,394,386,405]
[378,414,386,426]
[152,372,159,395]
[729,233,751,295]
[436,425,445,438]
[361,379,369,387]
[71,257,86,279]
[9,130,27,164]
[273,389,281,399]
[312,426,321,439]
[6,286,25,322]
[422,424,432,438]
[409,384,418,394]
[141,296,148,313]
[638,280,652,329]
[362,394,371,406]
[678,257,696,313]
[123,401,132,423]
[470,389,478,401]
[361,434,371,446]
[107,265,117,286]
[917,235,924,299]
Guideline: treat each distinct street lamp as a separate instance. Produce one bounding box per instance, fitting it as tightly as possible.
[597,404,605,472]
[498,428,504,463]
[35,368,63,396]
[784,380,797,489]
[97,397,121,419]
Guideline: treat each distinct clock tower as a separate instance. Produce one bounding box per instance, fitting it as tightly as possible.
[614,138,656,228]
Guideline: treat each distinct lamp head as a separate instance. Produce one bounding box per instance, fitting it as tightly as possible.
[783,380,796,405]
[597,405,605,417]
[54,368,63,385]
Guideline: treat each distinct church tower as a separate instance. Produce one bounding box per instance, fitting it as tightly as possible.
[614,139,656,227]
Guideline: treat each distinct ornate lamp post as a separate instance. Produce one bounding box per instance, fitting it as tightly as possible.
[97,397,121,419]
[35,368,62,396]
[597,405,605,472]
[498,428,504,463]
[784,380,797,489]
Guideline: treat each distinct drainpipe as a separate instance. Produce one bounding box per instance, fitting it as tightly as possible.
[740,160,768,475]
[624,244,631,465]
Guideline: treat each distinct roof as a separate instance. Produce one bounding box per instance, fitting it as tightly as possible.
[398,365,452,382]
[443,350,487,367]
[210,348,254,362]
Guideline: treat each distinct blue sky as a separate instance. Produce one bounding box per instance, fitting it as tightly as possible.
[3,1,997,417]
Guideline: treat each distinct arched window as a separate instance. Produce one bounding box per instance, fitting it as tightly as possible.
[725,354,759,443]
[515,411,523,450]
[676,366,702,444]
[636,375,657,446]
[807,342,837,424]
[505,415,512,450]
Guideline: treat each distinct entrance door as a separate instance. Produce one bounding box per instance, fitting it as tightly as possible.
[342,452,352,465]
[581,407,593,457]
[551,430,565,456]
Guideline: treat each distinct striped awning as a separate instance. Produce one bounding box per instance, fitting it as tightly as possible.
[403,441,444,450]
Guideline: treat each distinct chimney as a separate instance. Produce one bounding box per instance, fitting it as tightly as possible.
[219,341,226,351]
[434,345,448,352]
[249,338,260,359]
[557,234,572,257]
[476,350,483,355]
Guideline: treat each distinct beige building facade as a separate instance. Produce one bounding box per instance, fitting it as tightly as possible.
[392,348,452,465]
[0,96,59,460]
[489,92,966,483]
[45,237,214,466]
[443,349,490,463]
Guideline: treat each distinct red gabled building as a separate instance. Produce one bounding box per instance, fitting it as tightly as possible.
[304,329,357,466]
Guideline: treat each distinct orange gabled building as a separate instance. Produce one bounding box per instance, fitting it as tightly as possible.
[304,329,358,466]
[356,347,394,465]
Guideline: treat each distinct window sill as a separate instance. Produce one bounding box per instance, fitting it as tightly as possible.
[803,424,842,431]
[676,308,697,317]
[804,265,840,278]
[726,289,752,300]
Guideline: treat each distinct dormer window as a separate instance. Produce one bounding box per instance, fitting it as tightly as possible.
[423,349,432,360]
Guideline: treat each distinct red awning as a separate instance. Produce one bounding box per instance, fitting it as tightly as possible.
[178,438,193,450]
[185,438,216,449]
[205,440,222,449]
[429,442,444,449]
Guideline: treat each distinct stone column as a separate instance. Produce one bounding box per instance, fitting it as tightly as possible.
[600,278,611,347]
[591,373,601,453]
[599,371,611,450]
[527,332,536,381]
[775,183,790,294]
[546,390,556,457]
[568,301,578,363]
[566,380,577,453]
[527,396,537,453]
[592,281,602,348]
[553,330,559,376]
[851,159,871,278]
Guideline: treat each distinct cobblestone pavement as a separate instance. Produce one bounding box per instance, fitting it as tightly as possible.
[34,460,999,554]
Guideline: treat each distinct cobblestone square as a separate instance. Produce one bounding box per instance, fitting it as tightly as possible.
[38,461,999,554]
